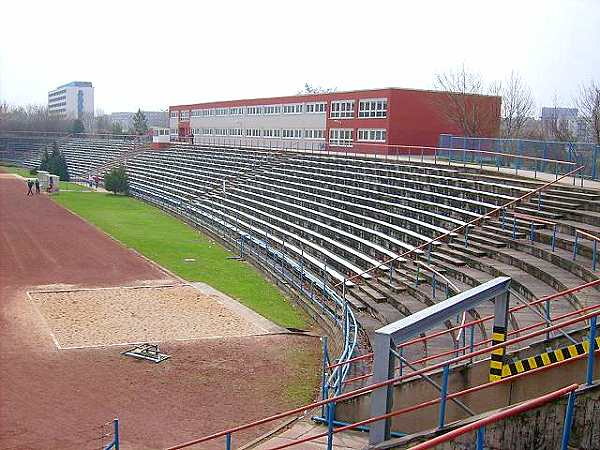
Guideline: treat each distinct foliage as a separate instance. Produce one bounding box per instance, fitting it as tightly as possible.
[103,165,129,194]
[132,109,148,135]
[111,121,123,135]
[71,119,85,135]
[0,103,70,132]
[39,142,70,181]
[575,80,600,144]
[52,192,306,328]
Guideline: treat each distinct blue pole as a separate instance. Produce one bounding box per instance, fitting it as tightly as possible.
[113,418,119,450]
[427,243,432,263]
[476,426,485,450]
[552,225,557,253]
[546,300,552,341]
[326,402,335,450]
[226,432,231,450]
[586,315,597,386]
[560,391,577,450]
[399,346,404,376]
[593,240,597,271]
[432,273,437,298]
[438,364,450,429]
[573,234,578,260]
[464,227,469,248]
[530,222,535,242]
[321,336,329,417]
[415,265,420,287]
[512,216,517,239]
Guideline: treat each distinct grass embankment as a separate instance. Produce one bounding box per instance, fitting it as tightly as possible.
[52,191,307,329]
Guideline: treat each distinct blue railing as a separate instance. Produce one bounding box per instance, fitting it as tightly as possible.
[440,134,599,180]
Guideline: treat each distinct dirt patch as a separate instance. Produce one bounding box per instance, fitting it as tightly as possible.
[0,175,321,450]
[29,285,268,348]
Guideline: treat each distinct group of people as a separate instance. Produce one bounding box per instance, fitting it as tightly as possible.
[26,177,53,195]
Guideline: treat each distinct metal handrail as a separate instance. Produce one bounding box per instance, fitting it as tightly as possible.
[164,307,599,449]
[334,165,585,288]
[405,384,579,450]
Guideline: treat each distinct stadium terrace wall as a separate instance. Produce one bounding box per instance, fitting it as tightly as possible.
[168,87,501,151]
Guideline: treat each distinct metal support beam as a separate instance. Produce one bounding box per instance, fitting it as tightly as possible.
[369,277,511,445]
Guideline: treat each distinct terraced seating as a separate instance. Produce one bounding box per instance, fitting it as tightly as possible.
[124,147,600,363]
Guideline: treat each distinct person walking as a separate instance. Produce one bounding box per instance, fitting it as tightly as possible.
[34,179,40,194]
[27,179,34,196]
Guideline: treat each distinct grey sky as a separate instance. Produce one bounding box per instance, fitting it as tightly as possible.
[1,0,598,114]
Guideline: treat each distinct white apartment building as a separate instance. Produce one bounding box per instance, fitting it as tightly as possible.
[48,81,94,120]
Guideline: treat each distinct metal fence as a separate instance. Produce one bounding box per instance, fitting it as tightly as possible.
[440,134,600,180]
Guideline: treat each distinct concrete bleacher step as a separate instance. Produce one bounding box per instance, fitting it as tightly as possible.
[446,242,488,257]
[376,276,408,294]
[514,206,563,220]
[428,251,466,266]
[481,224,528,239]
[340,290,368,311]
[583,200,600,213]
[557,220,600,237]
[526,197,581,210]
[466,232,507,248]
[356,283,386,303]
[549,188,600,201]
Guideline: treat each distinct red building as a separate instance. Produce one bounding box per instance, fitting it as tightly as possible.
[169,87,500,152]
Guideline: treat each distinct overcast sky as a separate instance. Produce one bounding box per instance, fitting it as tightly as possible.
[1,0,598,114]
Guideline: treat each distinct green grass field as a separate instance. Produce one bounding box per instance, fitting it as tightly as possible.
[0,164,32,178]
[52,191,307,329]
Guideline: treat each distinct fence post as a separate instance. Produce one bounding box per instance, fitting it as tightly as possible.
[572,233,578,260]
[326,402,335,450]
[552,225,557,252]
[113,418,120,450]
[586,315,597,386]
[438,364,450,429]
[476,426,485,450]
[226,432,232,450]
[592,145,599,180]
[593,240,597,272]
[560,391,577,450]
[321,336,329,417]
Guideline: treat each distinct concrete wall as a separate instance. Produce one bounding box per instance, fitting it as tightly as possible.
[376,383,600,450]
[336,348,600,435]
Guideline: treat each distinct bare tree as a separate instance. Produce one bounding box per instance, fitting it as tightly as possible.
[575,80,600,144]
[433,64,501,137]
[297,83,337,95]
[543,94,576,142]
[0,103,70,132]
[500,71,535,138]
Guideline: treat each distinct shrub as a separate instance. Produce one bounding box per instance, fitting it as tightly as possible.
[104,165,129,195]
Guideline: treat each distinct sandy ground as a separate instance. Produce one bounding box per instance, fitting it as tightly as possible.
[29,285,268,348]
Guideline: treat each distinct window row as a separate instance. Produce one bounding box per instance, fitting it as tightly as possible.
[330,98,388,119]
[329,128,388,146]
[172,102,328,119]
[357,128,387,142]
[190,127,326,139]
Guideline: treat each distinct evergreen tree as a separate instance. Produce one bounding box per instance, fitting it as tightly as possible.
[38,142,70,181]
[72,119,85,135]
[111,122,123,135]
[104,165,129,195]
[132,109,148,135]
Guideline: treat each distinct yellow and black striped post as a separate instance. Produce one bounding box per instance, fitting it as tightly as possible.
[501,336,600,378]
[489,291,510,382]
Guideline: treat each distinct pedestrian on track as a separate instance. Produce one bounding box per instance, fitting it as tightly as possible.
[26,179,34,196]
[35,178,40,194]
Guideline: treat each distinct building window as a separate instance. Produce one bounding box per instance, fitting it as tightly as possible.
[283,104,303,114]
[357,128,387,142]
[180,111,190,120]
[305,129,325,140]
[263,105,281,115]
[330,100,355,118]
[229,107,244,115]
[282,129,302,139]
[228,128,243,136]
[215,108,228,116]
[358,99,388,118]
[170,111,178,119]
[246,128,261,137]
[191,109,201,117]
[329,128,353,146]
[247,106,262,115]
[202,128,212,135]
[214,128,227,136]
[306,102,326,113]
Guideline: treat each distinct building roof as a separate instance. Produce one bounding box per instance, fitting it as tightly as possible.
[54,81,93,90]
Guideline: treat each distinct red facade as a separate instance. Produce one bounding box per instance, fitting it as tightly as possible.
[169,87,500,150]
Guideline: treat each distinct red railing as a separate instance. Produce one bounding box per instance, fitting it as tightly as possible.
[165,304,599,450]
[406,384,579,450]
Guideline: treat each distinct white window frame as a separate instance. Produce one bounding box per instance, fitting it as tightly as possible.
[329,128,353,146]
[330,100,355,118]
[358,98,388,118]
[357,128,387,143]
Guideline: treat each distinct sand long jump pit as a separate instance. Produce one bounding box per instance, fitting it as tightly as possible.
[27,284,276,349]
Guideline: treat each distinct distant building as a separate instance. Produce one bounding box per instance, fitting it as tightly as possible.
[540,107,592,142]
[110,111,169,130]
[48,81,94,120]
